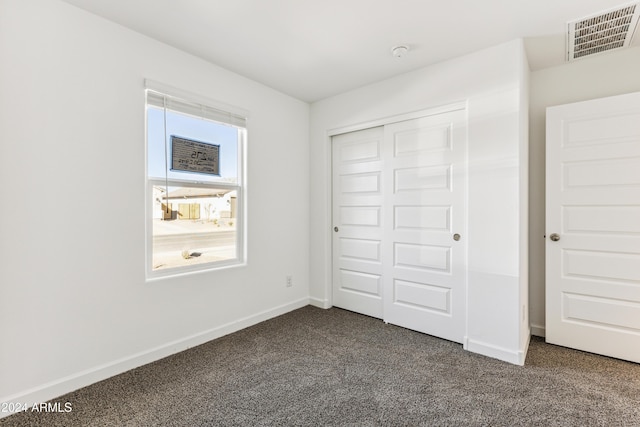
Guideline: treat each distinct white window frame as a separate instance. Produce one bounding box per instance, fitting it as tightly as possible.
[144,80,248,280]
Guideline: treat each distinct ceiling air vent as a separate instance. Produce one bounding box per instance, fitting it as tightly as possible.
[567,2,640,61]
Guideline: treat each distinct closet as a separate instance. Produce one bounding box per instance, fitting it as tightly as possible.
[332,107,467,343]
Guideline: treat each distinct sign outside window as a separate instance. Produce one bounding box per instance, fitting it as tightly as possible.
[171,136,220,176]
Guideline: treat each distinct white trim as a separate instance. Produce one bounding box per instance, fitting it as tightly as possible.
[309,297,331,309]
[464,336,529,366]
[327,101,467,137]
[461,102,471,350]
[324,132,333,308]
[0,298,310,419]
[522,331,532,365]
[531,324,546,338]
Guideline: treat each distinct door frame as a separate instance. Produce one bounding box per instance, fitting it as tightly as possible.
[326,101,468,310]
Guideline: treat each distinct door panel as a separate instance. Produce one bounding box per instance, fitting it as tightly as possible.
[332,127,385,318]
[383,110,467,343]
[546,91,640,363]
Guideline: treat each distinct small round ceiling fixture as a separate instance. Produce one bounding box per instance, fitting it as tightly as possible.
[391,45,409,58]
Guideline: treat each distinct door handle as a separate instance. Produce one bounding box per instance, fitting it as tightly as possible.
[549,233,560,241]
[453,233,461,241]
[334,226,339,232]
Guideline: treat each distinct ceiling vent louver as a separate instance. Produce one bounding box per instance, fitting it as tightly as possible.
[567,2,640,61]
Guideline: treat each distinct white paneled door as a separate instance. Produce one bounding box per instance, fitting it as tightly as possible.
[546,92,640,363]
[332,126,385,318]
[332,108,467,343]
[382,111,467,342]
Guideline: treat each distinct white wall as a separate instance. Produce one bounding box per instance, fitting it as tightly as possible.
[519,47,531,354]
[309,40,530,364]
[528,46,640,337]
[0,0,309,410]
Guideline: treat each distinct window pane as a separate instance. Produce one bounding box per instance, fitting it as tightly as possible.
[147,106,239,184]
[151,185,237,271]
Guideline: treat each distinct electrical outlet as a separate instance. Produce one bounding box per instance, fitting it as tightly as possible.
[286,276,293,287]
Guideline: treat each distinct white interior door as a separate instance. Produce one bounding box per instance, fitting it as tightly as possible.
[382,110,467,343]
[546,92,640,363]
[332,126,385,318]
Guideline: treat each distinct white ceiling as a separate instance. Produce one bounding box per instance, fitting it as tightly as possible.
[61,0,639,103]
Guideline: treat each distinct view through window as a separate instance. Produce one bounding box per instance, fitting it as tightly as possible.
[146,87,245,276]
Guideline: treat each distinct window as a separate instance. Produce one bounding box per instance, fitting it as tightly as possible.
[145,81,246,278]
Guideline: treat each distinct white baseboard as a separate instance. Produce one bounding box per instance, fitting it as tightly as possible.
[530,324,546,338]
[464,336,529,366]
[0,297,310,419]
[522,331,532,365]
[309,297,331,309]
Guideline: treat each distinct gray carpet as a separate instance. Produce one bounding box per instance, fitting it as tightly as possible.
[2,306,639,426]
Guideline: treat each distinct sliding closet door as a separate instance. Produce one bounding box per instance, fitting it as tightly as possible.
[332,127,385,318]
[331,108,468,343]
[382,110,467,343]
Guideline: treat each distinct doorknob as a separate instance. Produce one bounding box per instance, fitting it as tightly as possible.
[334,226,339,232]
[549,233,560,241]
[453,233,461,241]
